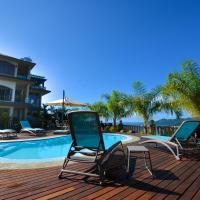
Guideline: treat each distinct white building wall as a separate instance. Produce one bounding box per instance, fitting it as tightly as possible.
[0,79,16,102]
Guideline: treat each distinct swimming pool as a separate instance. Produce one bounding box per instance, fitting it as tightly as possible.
[0,133,134,163]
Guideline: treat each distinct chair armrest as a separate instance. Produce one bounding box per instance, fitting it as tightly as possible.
[100,141,125,163]
[106,141,123,154]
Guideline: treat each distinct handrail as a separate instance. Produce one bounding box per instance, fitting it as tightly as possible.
[122,124,178,136]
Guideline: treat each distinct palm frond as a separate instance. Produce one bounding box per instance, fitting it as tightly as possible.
[132,81,147,97]
[162,60,200,117]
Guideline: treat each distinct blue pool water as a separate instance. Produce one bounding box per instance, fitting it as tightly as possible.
[142,135,171,141]
[0,133,132,163]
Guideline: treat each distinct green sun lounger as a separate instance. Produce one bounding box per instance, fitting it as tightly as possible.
[58,111,126,184]
[141,120,200,160]
[0,129,17,139]
[20,120,45,136]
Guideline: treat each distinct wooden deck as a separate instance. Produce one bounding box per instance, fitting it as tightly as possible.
[1,145,200,200]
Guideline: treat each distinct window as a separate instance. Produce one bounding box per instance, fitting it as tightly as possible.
[15,88,26,102]
[0,85,12,101]
[17,66,29,79]
[0,60,15,76]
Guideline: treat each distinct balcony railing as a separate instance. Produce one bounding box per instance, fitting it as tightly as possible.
[122,124,178,136]
[0,95,12,102]
[17,75,29,80]
[31,85,46,90]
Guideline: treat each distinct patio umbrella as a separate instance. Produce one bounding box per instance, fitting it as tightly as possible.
[46,98,87,107]
[46,90,87,123]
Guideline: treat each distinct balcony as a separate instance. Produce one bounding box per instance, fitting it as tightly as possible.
[31,85,46,90]
[16,75,29,80]
[0,95,12,102]
[0,96,29,108]
[0,86,12,102]
[15,98,27,103]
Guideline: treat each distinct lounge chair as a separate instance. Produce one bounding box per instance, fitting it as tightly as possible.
[20,120,46,136]
[0,129,17,139]
[58,111,126,184]
[140,120,200,160]
[53,119,70,134]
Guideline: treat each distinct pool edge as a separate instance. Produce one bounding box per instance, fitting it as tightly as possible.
[0,133,139,170]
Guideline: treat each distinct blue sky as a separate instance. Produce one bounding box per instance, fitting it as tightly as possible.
[0,0,199,122]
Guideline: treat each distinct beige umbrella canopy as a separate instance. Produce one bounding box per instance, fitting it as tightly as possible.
[46,97,87,107]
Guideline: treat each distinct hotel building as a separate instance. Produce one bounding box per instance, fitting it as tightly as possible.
[0,54,50,120]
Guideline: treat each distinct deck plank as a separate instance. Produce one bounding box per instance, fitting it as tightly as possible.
[0,144,200,200]
[1,165,89,200]
[151,161,199,200]
[139,160,194,199]
[104,155,180,200]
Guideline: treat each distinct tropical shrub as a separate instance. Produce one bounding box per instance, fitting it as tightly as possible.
[0,112,10,129]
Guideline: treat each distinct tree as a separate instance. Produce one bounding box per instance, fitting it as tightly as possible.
[129,81,162,133]
[126,81,181,134]
[162,60,200,117]
[102,90,130,128]
[39,104,52,128]
[88,101,110,121]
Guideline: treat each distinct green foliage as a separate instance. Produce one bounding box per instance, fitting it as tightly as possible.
[125,81,181,134]
[89,90,130,128]
[38,104,52,128]
[162,60,200,117]
[109,125,118,132]
[149,120,156,135]
[88,101,109,121]
[0,112,10,129]
[117,120,123,131]
[132,81,147,96]
[88,60,200,132]
[102,90,130,127]
[128,81,162,132]
[158,98,182,119]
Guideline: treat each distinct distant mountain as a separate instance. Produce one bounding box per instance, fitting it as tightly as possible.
[122,118,195,126]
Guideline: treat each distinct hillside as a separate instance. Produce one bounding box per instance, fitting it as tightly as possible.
[155,118,193,126]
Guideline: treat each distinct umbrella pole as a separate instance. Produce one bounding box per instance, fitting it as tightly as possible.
[62,90,65,124]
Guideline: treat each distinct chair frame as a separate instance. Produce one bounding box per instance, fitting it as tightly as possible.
[0,129,17,139]
[58,111,126,184]
[20,120,45,136]
[140,120,200,160]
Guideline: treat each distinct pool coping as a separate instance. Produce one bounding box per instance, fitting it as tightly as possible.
[0,134,66,143]
[0,133,140,170]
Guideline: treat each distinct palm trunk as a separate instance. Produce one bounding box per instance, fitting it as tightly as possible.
[144,118,148,134]
[113,116,117,128]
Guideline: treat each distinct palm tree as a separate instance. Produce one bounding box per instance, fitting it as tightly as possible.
[102,90,130,128]
[88,101,110,121]
[128,81,162,133]
[162,60,200,117]
[39,104,53,128]
[126,81,181,134]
